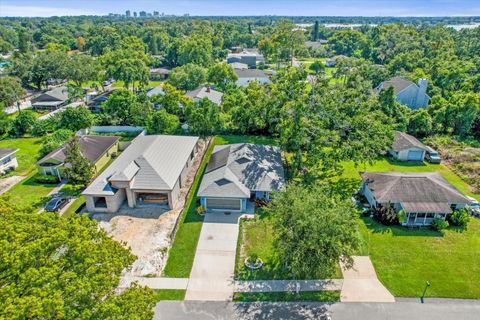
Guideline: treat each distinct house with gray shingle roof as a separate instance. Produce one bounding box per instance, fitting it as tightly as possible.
[37,135,120,180]
[234,69,270,87]
[375,76,430,109]
[390,131,429,161]
[31,86,69,110]
[198,144,285,212]
[0,148,19,174]
[82,135,199,213]
[185,86,223,105]
[360,172,469,226]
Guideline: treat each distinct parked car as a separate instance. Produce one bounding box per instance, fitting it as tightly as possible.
[44,197,68,212]
[103,78,114,86]
[466,196,480,217]
[425,146,441,164]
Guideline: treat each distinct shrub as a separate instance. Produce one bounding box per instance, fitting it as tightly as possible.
[373,203,398,225]
[431,218,449,231]
[196,205,205,215]
[449,209,470,227]
[34,173,60,184]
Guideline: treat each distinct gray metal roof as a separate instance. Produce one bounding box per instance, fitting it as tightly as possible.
[198,144,285,198]
[361,172,469,211]
[147,85,165,97]
[229,62,249,70]
[185,86,223,105]
[392,131,429,152]
[83,135,198,196]
[38,135,119,165]
[0,148,18,160]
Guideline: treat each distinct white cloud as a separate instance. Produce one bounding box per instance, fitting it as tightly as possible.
[0,5,96,17]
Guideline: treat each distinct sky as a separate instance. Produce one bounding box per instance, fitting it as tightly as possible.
[1,0,480,17]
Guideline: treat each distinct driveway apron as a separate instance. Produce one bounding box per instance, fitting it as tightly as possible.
[185,211,243,301]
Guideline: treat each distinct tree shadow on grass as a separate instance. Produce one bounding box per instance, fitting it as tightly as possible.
[385,157,427,168]
[361,217,443,237]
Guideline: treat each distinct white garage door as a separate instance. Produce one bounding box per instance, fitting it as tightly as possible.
[206,198,242,211]
[407,150,424,161]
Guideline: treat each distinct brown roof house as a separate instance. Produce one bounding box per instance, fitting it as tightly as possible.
[37,135,120,180]
[375,76,430,109]
[360,172,470,226]
[390,131,430,161]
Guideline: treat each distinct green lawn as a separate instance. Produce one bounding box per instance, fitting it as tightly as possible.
[342,157,480,201]
[214,135,278,146]
[0,137,43,176]
[153,289,186,301]
[358,217,480,298]
[62,196,86,218]
[235,211,342,280]
[162,140,215,277]
[233,291,340,302]
[1,172,57,209]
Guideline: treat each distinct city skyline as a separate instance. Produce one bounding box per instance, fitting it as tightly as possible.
[1,0,480,17]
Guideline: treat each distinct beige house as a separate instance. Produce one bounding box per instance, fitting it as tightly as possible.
[37,135,120,180]
[0,148,19,174]
[82,135,199,213]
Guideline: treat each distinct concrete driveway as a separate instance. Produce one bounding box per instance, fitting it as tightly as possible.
[340,256,395,302]
[185,212,244,301]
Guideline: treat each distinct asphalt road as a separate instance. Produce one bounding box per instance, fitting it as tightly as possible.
[154,299,480,320]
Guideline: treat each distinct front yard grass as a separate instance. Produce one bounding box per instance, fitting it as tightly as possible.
[0,137,43,176]
[233,291,340,302]
[341,157,480,201]
[235,211,342,280]
[214,135,278,146]
[1,172,57,208]
[153,289,186,301]
[162,139,215,277]
[358,217,480,298]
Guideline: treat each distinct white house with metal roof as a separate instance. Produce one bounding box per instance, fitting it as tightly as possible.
[83,135,199,213]
[375,76,430,109]
[198,144,285,212]
[31,86,69,110]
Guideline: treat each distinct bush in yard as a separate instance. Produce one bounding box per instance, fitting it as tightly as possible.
[449,209,470,227]
[196,205,206,215]
[431,218,449,231]
[373,202,398,225]
[33,173,60,184]
[63,136,93,186]
[10,110,36,136]
[267,183,359,279]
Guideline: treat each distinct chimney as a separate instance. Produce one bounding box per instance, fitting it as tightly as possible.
[415,78,428,109]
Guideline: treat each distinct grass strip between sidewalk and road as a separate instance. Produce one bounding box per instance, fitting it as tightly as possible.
[153,289,186,301]
[233,291,341,302]
[162,138,215,278]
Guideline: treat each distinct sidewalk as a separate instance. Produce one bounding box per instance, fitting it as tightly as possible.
[235,279,343,292]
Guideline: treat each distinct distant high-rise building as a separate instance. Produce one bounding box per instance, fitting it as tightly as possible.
[126,10,131,17]
[153,11,159,17]
[133,11,137,17]
[139,11,147,17]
